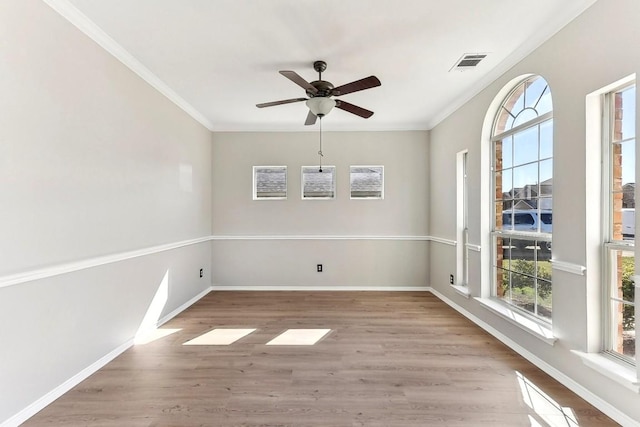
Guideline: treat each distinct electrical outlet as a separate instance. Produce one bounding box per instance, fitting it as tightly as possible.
[199,268,203,278]
[449,274,454,284]
[317,264,323,273]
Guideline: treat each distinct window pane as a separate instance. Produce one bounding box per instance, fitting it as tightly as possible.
[537,279,553,321]
[607,249,635,360]
[496,267,510,301]
[538,242,552,266]
[510,272,536,315]
[497,204,510,231]
[513,163,538,196]
[495,138,512,170]
[619,139,635,189]
[611,300,635,360]
[614,86,636,142]
[254,166,287,199]
[495,170,514,201]
[512,109,538,128]
[610,249,635,304]
[302,166,335,199]
[539,197,552,212]
[535,85,553,116]
[513,126,539,167]
[510,238,537,264]
[540,120,553,159]
[524,77,548,111]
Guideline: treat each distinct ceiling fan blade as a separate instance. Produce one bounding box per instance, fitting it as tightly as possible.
[279,71,318,95]
[332,76,381,96]
[256,97,307,108]
[335,100,374,118]
[304,110,317,126]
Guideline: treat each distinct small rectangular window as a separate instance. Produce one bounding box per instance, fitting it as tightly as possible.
[302,166,335,199]
[350,166,384,199]
[253,166,287,200]
[456,151,469,288]
[603,82,636,363]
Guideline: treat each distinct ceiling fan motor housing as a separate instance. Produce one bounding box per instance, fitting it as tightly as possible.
[307,80,334,98]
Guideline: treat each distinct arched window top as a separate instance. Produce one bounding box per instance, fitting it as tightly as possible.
[493,76,552,137]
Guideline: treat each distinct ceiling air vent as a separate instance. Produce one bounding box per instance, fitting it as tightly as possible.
[450,53,488,71]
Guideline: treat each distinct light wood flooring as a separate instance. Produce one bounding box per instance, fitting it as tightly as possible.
[25,292,618,426]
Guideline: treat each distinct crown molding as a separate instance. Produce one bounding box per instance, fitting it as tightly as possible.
[41,0,215,131]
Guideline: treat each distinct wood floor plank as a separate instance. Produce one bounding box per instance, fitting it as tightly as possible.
[23,291,618,426]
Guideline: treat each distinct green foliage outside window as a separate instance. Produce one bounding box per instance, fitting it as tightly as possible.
[622,256,635,330]
[500,259,552,318]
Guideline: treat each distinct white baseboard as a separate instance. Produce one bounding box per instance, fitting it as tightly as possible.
[156,286,213,327]
[1,339,133,427]
[1,286,213,427]
[211,284,431,292]
[428,287,636,427]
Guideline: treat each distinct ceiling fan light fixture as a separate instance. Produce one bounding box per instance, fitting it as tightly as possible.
[306,97,336,117]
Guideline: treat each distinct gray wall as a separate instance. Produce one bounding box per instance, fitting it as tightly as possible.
[211,131,430,288]
[0,0,212,423]
[428,0,640,422]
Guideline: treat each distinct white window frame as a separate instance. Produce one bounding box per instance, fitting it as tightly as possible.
[253,166,287,200]
[602,81,636,365]
[350,165,384,200]
[455,150,470,292]
[301,165,336,200]
[490,76,553,325]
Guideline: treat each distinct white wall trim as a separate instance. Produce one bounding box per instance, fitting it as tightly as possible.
[212,285,431,292]
[40,0,214,131]
[466,243,481,252]
[428,236,457,246]
[1,234,443,289]
[211,235,431,241]
[550,259,586,276]
[2,286,214,427]
[475,297,556,345]
[156,287,212,327]
[0,236,212,289]
[429,287,636,427]
[451,284,471,298]
[572,351,639,393]
[1,339,133,427]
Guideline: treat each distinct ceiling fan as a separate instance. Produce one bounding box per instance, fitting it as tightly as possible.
[256,60,381,125]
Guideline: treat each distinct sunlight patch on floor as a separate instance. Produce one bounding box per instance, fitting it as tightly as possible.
[183,328,256,345]
[266,329,331,346]
[516,371,579,427]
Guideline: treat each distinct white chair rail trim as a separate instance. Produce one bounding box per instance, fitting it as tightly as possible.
[1,235,436,289]
[0,236,212,289]
[550,259,586,276]
[210,235,432,241]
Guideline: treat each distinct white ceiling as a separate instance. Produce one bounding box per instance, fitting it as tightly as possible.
[54,0,597,132]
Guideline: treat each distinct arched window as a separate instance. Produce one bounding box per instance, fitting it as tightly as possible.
[491,76,553,322]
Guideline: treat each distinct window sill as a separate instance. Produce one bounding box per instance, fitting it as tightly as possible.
[572,351,639,393]
[451,284,470,298]
[475,297,556,345]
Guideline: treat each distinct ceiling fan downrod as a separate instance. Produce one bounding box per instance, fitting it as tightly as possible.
[313,60,327,81]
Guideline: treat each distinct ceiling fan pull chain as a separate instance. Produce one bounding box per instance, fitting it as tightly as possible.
[318,117,323,172]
